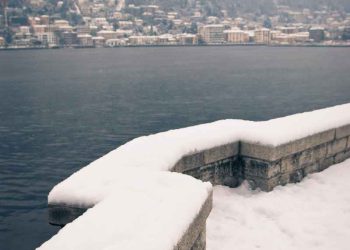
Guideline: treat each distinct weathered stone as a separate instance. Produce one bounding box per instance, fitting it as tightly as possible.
[173,152,205,172]
[203,142,239,165]
[280,155,299,173]
[174,190,212,250]
[326,138,347,157]
[241,130,334,161]
[347,137,350,149]
[334,150,350,164]
[240,142,275,161]
[274,129,335,160]
[48,205,89,226]
[299,144,327,167]
[290,169,304,183]
[190,228,206,250]
[319,157,334,171]
[242,158,280,179]
[336,124,350,139]
[304,164,319,175]
[278,173,290,186]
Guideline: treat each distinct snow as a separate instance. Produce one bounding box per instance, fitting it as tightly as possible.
[41,103,350,249]
[38,172,212,250]
[49,103,350,206]
[207,159,350,250]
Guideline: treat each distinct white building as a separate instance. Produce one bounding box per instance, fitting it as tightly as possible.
[224,29,250,43]
[254,28,270,44]
[199,24,225,44]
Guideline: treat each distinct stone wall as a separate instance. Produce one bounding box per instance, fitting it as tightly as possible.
[172,124,350,191]
[174,190,212,250]
[46,120,350,249]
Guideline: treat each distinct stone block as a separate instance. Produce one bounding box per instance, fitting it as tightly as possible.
[299,144,327,166]
[190,228,206,250]
[274,129,335,160]
[278,173,290,186]
[319,157,334,171]
[280,155,299,173]
[172,152,205,172]
[240,142,275,161]
[289,169,304,183]
[242,158,280,179]
[326,138,347,157]
[241,129,334,161]
[203,142,239,165]
[336,124,350,139]
[48,205,89,226]
[199,165,215,183]
[174,190,212,250]
[304,164,319,175]
[334,150,350,164]
[347,137,350,150]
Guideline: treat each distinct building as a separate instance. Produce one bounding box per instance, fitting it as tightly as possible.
[157,34,177,45]
[0,36,5,46]
[128,35,158,45]
[62,31,78,47]
[32,24,49,33]
[177,34,198,45]
[254,28,270,44]
[309,27,325,42]
[199,24,225,44]
[92,36,105,47]
[36,32,58,46]
[105,39,126,47]
[96,30,118,40]
[77,34,93,47]
[224,29,249,43]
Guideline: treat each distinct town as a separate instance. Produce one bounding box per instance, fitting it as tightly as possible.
[1,0,350,49]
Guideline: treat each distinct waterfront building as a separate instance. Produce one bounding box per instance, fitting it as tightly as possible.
[63,31,78,47]
[278,26,299,34]
[0,36,5,46]
[36,32,58,46]
[199,24,225,44]
[309,27,325,42]
[254,28,270,44]
[158,34,176,45]
[92,36,105,47]
[177,34,198,45]
[128,35,158,45]
[77,34,93,47]
[105,38,126,47]
[96,30,118,40]
[224,29,249,43]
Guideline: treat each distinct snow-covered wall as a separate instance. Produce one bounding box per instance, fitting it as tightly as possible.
[40,103,350,250]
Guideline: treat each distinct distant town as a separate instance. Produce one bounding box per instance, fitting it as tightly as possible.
[1,0,350,49]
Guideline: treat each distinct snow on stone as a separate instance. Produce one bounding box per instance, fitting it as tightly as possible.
[49,103,350,206]
[43,103,350,249]
[207,159,350,250]
[39,172,212,250]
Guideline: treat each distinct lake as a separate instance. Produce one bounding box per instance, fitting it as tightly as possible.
[0,46,350,250]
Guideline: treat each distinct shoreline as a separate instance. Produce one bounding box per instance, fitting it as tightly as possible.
[1,43,350,51]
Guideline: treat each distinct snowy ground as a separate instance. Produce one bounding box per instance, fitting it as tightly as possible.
[207,159,350,250]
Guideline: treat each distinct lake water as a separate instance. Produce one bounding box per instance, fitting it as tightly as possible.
[0,46,350,250]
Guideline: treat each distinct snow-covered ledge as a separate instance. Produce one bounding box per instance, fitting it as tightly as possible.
[39,103,350,249]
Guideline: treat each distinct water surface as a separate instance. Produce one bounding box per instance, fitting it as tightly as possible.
[0,47,350,250]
